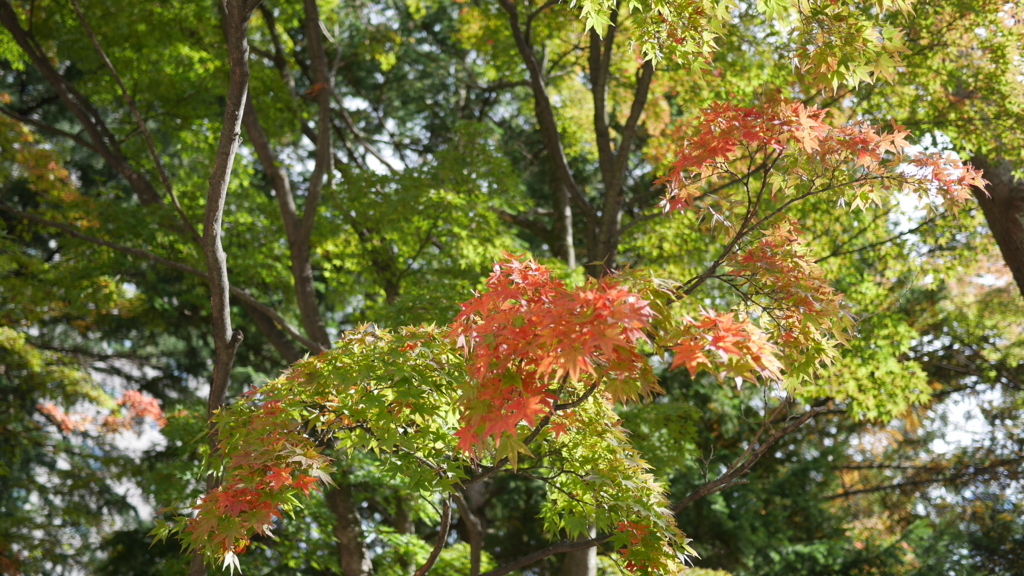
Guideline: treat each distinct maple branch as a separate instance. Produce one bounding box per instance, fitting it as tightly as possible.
[232,1,334,352]
[615,60,654,174]
[189,7,259,569]
[679,151,783,296]
[524,0,560,39]
[673,404,831,513]
[239,301,303,363]
[494,208,555,243]
[201,0,260,428]
[463,379,598,488]
[332,102,397,173]
[257,4,297,94]
[462,417,551,488]
[554,381,600,411]
[412,498,451,576]
[70,0,198,243]
[825,455,1024,500]
[0,106,95,150]
[752,175,886,236]
[815,214,943,263]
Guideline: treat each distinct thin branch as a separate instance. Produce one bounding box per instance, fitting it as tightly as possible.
[464,379,596,487]
[554,381,600,411]
[0,0,160,205]
[257,4,297,94]
[673,404,831,513]
[333,104,397,173]
[0,106,95,150]
[816,214,943,263]
[493,208,554,241]
[412,498,452,576]
[826,456,1024,500]
[679,152,783,296]
[497,0,593,219]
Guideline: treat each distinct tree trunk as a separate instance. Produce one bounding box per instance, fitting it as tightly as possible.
[559,527,597,576]
[972,157,1024,297]
[454,483,488,576]
[549,165,576,269]
[326,485,373,576]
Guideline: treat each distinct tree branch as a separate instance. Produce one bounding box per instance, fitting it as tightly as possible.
[70,0,198,242]
[0,0,160,205]
[0,202,320,353]
[0,106,95,150]
[412,498,452,576]
[497,0,593,220]
[478,534,613,576]
[202,0,258,421]
[281,0,334,350]
[673,404,831,513]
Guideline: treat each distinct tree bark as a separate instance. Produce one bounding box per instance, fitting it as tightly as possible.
[971,156,1024,297]
[559,527,597,576]
[240,301,303,363]
[189,1,260,574]
[325,485,373,576]
[454,483,488,576]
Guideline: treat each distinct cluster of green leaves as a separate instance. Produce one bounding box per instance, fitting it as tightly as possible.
[575,0,911,87]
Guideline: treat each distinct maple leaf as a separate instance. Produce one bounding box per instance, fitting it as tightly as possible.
[292,475,319,496]
[669,339,708,378]
[264,466,293,490]
[213,486,258,518]
[548,422,569,438]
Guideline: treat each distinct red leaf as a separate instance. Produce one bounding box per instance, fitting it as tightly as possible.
[264,466,293,490]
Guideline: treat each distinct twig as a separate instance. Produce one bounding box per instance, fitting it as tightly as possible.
[478,534,613,576]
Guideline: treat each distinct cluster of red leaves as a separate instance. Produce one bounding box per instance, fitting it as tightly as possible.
[658,99,983,213]
[116,390,168,428]
[617,521,652,573]
[669,309,784,384]
[37,402,81,433]
[37,390,166,434]
[187,400,325,553]
[617,520,651,545]
[726,221,848,353]
[660,100,829,185]
[905,153,988,209]
[449,256,655,452]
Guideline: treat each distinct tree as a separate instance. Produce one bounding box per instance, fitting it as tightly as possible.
[0,0,1014,575]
